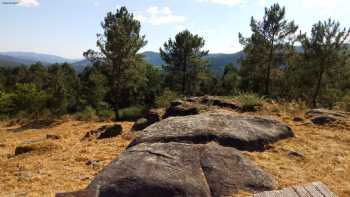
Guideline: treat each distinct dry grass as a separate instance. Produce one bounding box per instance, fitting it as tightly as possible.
[0,102,349,197]
[0,119,133,197]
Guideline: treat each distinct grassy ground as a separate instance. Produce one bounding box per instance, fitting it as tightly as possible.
[0,119,134,197]
[0,102,349,197]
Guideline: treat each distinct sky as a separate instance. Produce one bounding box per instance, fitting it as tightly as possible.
[1,0,350,59]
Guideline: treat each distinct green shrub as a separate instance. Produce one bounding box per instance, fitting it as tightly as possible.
[155,89,178,108]
[118,106,146,121]
[337,95,350,112]
[75,106,97,121]
[97,109,115,121]
[236,92,264,112]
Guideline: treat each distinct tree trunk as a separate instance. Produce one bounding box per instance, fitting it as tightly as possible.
[265,64,271,96]
[312,70,324,108]
[182,59,187,96]
[265,36,275,96]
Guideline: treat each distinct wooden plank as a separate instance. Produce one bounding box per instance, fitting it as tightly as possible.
[251,182,337,197]
[293,185,313,197]
[253,191,269,197]
[304,184,324,197]
[313,182,337,197]
[281,187,300,197]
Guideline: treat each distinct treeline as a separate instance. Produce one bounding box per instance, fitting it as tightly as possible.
[1,4,350,120]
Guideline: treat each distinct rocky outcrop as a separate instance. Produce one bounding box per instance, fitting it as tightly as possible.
[57,112,294,197]
[58,143,275,197]
[130,113,294,151]
[306,109,350,125]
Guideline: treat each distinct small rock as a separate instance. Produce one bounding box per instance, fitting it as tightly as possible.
[132,118,149,131]
[170,99,184,107]
[14,140,58,156]
[163,103,200,118]
[0,143,5,148]
[46,133,61,140]
[288,151,305,159]
[293,117,304,122]
[311,115,337,125]
[82,124,122,140]
[306,109,349,126]
[86,160,101,170]
[200,96,241,111]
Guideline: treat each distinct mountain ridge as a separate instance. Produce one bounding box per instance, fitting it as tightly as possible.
[0,51,243,74]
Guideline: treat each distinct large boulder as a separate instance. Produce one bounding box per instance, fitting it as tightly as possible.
[57,142,275,197]
[306,109,349,125]
[130,113,293,151]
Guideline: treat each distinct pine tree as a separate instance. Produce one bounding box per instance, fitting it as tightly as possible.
[160,30,208,96]
[84,6,147,119]
[299,19,350,107]
[239,3,298,96]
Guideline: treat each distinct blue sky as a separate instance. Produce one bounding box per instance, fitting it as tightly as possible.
[1,0,350,59]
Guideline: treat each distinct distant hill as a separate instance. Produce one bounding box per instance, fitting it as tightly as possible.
[0,51,243,74]
[0,52,77,64]
[0,54,37,68]
[0,52,81,70]
[141,51,243,74]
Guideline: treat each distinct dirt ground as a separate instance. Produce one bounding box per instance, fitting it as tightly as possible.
[0,104,349,197]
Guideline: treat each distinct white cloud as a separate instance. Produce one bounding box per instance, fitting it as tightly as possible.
[17,0,39,7]
[137,6,186,26]
[197,0,243,6]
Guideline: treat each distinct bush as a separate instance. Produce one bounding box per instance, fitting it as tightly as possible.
[118,106,146,121]
[236,92,264,112]
[155,89,178,108]
[75,106,97,121]
[337,95,350,112]
[97,109,115,121]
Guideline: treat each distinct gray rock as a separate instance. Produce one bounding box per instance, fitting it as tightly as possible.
[82,125,122,140]
[306,109,349,125]
[132,118,149,131]
[311,115,337,125]
[200,96,241,111]
[132,109,163,131]
[163,102,200,119]
[60,143,275,197]
[130,113,294,151]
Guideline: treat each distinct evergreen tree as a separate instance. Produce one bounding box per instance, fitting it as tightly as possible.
[239,3,298,96]
[160,30,209,96]
[84,6,147,119]
[299,19,350,107]
[221,64,240,95]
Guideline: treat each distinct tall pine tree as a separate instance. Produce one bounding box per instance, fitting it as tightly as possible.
[84,6,147,119]
[160,30,208,96]
[239,3,298,96]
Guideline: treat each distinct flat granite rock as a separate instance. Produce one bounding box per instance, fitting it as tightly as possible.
[129,113,294,151]
[61,142,275,197]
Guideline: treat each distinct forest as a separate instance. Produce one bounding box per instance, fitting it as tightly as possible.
[0,3,349,121]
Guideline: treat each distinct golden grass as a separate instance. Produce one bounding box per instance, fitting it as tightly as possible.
[0,119,133,197]
[0,102,349,197]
